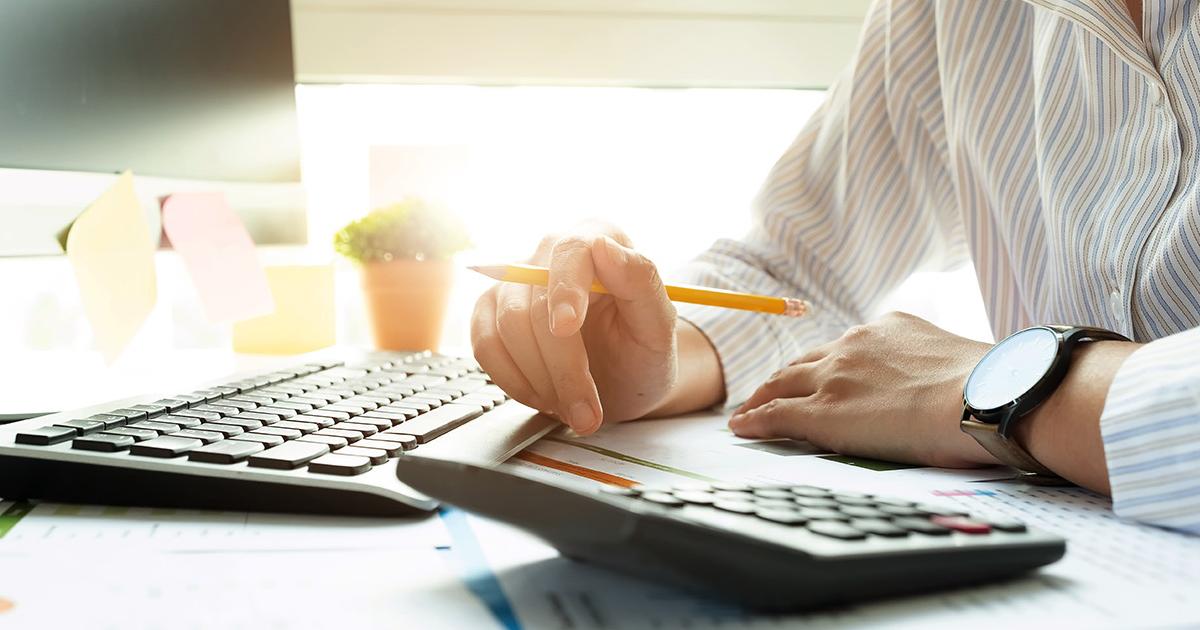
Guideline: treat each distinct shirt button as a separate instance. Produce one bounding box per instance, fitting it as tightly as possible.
[1109,290,1125,324]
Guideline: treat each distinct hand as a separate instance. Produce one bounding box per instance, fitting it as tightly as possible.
[471,223,679,434]
[729,312,998,468]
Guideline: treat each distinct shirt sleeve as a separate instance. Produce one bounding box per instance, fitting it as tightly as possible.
[673,1,966,408]
[1100,326,1200,533]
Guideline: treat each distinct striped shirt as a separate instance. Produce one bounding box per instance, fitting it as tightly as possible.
[675,0,1200,533]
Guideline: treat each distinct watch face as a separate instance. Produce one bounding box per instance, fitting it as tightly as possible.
[965,327,1059,412]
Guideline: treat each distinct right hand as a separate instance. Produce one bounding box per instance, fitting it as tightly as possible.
[471,224,679,434]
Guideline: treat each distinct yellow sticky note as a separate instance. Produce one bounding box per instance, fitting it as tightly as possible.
[232,264,335,354]
[64,171,157,363]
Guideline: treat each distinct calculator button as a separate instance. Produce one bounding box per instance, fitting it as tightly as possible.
[892,518,952,536]
[713,500,757,514]
[752,489,793,500]
[873,497,917,507]
[878,504,923,517]
[930,516,992,534]
[15,426,77,445]
[985,519,1027,533]
[839,506,889,519]
[834,496,875,507]
[807,521,867,540]
[790,485,832,498]
[755,508,808,525]
[600,486,639,497]
[713,490,755,502]
[849,519,909,537]
[189,440,264,464]
[753,498,798,510]
[673,491,716,505]
[915,504,969,517]
[710,481,751,492]
[797,508,849,521]
[641,492,684,506]
[794,497,838,509]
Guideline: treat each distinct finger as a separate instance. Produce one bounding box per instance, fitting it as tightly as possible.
[790,345,831,366]
[546,236,596,337]
[734,363,819,415]
[590,236,676,350]
[529,286,603,434]
[471,289,543,408]
[728,398,808,440]
[494,282,558,411]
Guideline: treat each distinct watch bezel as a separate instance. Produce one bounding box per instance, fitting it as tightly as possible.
[962,325,1071,437]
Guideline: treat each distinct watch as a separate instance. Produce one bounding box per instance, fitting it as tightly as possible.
[960,325,1129,483]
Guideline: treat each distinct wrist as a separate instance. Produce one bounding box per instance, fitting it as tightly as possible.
[645,318,725,418]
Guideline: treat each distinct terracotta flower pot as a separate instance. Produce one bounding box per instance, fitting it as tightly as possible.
[361,259,454,351]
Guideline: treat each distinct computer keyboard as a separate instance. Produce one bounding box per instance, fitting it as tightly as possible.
[0,350,555,515]
[395,456,1067,610]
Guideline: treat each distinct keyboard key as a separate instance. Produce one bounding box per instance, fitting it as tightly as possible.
[197,423,245,437]
[332,422,379,437]
[231,433,286,447]
[849,519,909,537]
[308,453,372,476]
[344,416,390,431]
[218,416,266,430]
[161,414,203,428]
[253,426,302,440]
[107,408,149,423]
[315,428,363,443]
[256,406,300,419]
[348,396,390,407]
[892,518,952,536]
[210,386,239,396]
[55,419,107,435]
[211,399,257,412]
[129,420,182,434]
[355,439,403,457]
[130,436,203,457]
[930,516,991,534]
[409,393,451,407]
[15,425,77,445]
[297,434,350,449]
[230,394,275,406]
[384,401,431,414]
[337,445,387,465]
[271,400,316,412]
[171,429,224,444]
[194,404,239,417]
[129,403,169,417]
[386,404,482,443]
[307,409,352,422]
[365,433,417,450]
[248,441,330,470]
[457,394,497,410]
[234,411,283,424]
[296,414,336,428]
[85,413,127,429]
[173,409,223,423]
[362,410,415,424]
[73,433,137,452]
[271,420,319,434]
[189,440,264,464]
[171,393,207,406]
[152,399,189,413]
[104,427,160,442]
[808,521,867,540]
[324,403,368,415]
[756,508,808,525]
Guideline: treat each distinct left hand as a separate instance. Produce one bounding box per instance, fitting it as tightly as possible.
[729,312,999,468]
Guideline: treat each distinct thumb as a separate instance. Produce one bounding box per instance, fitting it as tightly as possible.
[591,236,676,348]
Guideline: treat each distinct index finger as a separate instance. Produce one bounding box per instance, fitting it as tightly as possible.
[546,235,597,337]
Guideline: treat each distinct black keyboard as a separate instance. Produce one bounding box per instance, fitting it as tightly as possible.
[0,350,555,515]
[395,456,1067,611]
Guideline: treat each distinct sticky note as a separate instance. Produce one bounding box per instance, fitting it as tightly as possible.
[161,192,274,323]
[232,264,336,354]
[63,171,157,363]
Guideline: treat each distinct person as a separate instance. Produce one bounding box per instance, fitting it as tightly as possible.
[471,0,1199,533]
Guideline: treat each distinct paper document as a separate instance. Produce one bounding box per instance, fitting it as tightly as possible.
[497,411,1200,628]
[60,171,157,362]
[161,192,274,323]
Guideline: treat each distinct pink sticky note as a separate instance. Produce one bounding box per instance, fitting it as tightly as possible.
[161,192,274,323]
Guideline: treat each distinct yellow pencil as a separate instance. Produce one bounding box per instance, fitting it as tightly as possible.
[469,263,810,317]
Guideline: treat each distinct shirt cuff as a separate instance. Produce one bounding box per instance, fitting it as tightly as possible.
[1100,327,1200,533]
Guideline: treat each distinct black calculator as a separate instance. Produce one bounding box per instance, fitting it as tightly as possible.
[396,455,1066,610]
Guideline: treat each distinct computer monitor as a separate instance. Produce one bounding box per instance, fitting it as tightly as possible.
[0,0,304,255]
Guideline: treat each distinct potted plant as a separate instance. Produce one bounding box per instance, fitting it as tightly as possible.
[334,198,469,351]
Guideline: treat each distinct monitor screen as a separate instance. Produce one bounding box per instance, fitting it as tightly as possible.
[0,0,300,183]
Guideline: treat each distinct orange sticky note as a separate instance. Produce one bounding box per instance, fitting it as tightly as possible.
[63,171,157,363]
[161,192,274,323]
[233,264,335,354]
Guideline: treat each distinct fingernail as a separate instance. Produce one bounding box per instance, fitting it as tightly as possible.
[730,413,745,425]
[551,301,578,332]
[569,401,597,433]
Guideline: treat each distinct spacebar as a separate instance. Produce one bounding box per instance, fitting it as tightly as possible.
[387,404,484,443]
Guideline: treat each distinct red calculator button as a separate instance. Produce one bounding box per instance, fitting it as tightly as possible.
[930,516,992,534]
